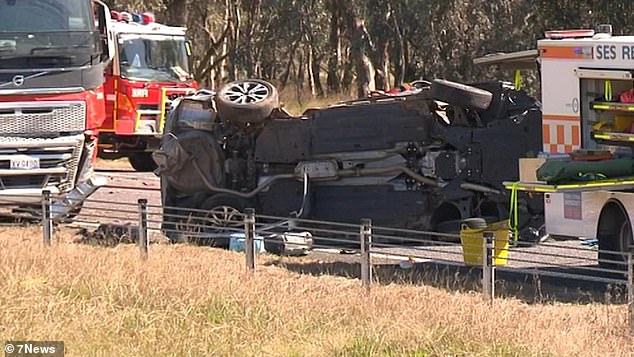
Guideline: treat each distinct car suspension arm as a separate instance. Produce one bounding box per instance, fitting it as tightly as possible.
[338,165,442,187]
[193,159,295,198]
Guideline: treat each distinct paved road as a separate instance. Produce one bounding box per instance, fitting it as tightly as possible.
[76,164,162,228]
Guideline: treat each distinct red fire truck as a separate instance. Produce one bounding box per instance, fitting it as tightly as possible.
[0,0,113,217]
[98,11,197,172]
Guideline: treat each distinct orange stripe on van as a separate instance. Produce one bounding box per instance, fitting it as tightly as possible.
[539,45,593,59]
[543,114,579,122]
[557,125,565,144]
[572,125,580,146]
[543,124,551,145]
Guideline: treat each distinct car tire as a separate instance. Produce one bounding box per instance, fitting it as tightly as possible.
[434,219,463,242]
[199,194,251,248]
[430,79,493,110]
[215,79,279,125]
[461,218,487,229]
[128,152,158,172]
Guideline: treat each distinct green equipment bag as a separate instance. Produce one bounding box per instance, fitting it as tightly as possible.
[536,157,634,184]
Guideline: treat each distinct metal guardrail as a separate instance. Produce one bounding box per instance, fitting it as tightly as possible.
[9,191,634,335]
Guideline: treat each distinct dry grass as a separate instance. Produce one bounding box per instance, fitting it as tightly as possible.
[1,227,632,357]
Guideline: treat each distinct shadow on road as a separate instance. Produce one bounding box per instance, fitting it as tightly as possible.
[265,257,628,304]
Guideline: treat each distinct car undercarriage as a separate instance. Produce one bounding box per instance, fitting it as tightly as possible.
[154,78,545,247]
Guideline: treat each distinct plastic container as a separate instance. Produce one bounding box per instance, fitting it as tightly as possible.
[459,220,510,266]
[229,233,265,253]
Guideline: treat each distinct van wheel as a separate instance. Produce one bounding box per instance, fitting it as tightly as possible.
[216,79,279,125]
[598,202,633,271]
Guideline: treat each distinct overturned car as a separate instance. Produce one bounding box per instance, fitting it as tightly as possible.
[154,78,544,247]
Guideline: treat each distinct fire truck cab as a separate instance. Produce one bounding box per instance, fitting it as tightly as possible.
[99,11,196,171]
[483,26,634,268]
[0,0,113,218]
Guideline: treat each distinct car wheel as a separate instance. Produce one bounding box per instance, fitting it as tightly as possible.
[430,79,493,110]
[128,152,158,172]
[215,79,279,125]
[199,194,251,248]
[434,219,463,242]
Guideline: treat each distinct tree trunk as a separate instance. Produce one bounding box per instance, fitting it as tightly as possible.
[326,0,341,93]
[307,44,316,96]
[373,37,389,91]
[341,46,354,94]
[368,0,390,91]
[215,0,233,84]
[311,46,324,98]
[164,0,189,27]
[242,0,262,78]
[351,18,373,97]
[391,0,405,87]
[340,2,373,98]
[280,40,300,90]
[228,1,241,81]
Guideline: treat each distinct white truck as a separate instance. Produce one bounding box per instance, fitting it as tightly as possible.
[479,26,634,268]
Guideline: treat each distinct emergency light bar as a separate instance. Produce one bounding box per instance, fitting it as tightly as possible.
[110,10,156,24]
[142,13,156,24]
[545,29,595,39]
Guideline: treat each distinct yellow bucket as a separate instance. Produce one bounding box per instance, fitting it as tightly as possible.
[460,220,510,266]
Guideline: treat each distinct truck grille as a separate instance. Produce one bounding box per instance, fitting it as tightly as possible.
[0,101,86,134]
[0,135,84,193]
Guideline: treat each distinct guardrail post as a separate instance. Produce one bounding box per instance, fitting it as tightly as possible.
[42,190,52,247]
[138,199,148,261]
[482,230,495,303]
[627,250,634,335]
[244,208,256,271]
[360,218,372,291]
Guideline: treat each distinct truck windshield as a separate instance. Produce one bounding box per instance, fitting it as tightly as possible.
[118,34,192,83]
[0,0,99,68]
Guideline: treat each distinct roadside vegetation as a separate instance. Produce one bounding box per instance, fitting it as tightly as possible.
[1,228,631,357]
[106,0,632,99]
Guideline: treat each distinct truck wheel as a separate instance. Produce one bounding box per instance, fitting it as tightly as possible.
[598,202,633,270]
[215,79,279,125]
[128,152,158,172]
[430,79,493,110]
[199,194,251,248]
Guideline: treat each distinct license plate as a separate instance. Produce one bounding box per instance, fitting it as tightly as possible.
[10,155,40,170]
